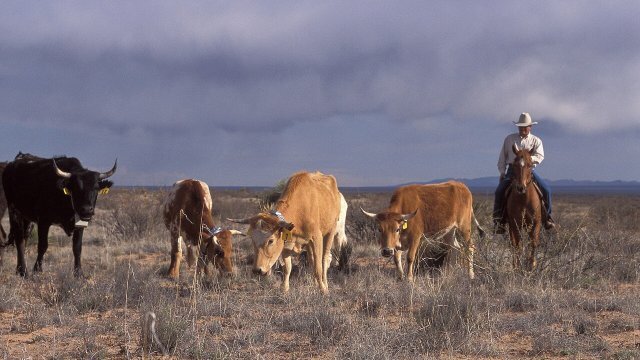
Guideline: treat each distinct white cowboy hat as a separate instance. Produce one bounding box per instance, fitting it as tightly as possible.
[513,112,538,127]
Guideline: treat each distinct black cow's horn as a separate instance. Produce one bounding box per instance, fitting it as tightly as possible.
[53,159,72,179]
[99,159,118,179]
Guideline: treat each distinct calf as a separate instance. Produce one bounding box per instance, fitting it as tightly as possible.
[163,179,243,278]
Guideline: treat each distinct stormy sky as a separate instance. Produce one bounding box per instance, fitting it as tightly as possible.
[1,1,639,186]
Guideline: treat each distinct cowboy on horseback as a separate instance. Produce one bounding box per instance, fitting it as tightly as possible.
[493,112,555,234]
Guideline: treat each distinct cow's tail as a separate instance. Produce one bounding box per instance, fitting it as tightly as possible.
[472,209,486,239]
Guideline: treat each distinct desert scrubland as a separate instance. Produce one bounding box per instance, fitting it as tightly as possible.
[0,188,638,359]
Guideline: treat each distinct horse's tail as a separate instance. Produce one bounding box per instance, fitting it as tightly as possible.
[472,208,486,239]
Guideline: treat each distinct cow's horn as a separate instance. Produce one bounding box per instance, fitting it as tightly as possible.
[53,159,72,179]
[360,207,378,218]
[99,159,118,179]
[226,217,253,224]
[278,220,294,231]
[229,229,246,237]
[212,236,220,246]
[401,209,418,221]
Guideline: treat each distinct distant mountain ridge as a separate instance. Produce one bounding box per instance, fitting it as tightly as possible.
[420,177,640,188]
[390,177,640,194]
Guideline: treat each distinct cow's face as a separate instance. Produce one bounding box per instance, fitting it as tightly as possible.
[60,171,113,221]
[362,208,417,257]
[54,159,116,223]
[203,231,234,275]
[227,212,293,276]
[249,216,286,275]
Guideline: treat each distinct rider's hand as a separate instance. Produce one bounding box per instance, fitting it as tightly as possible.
[499,174,505,182]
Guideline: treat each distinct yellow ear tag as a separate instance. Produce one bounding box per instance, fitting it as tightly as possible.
[63,188,70,196]
[402,222,408,230]
[99,188,110,195]
[281,229,292,242]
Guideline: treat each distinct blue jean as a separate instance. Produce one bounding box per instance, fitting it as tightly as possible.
[493,167,552,221]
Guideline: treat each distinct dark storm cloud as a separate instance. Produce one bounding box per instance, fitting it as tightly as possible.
[1,1,640,184]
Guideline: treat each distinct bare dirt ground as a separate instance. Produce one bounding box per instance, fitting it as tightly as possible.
[1,189,638,359]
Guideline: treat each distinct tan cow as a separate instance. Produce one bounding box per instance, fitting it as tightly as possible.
[229,171,341,293]
[163,179,243,279]
[362,181,485,282]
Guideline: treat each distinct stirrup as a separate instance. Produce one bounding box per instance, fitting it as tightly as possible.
[544,217,556,230]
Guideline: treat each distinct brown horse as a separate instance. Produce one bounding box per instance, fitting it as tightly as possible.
[505,144,542,271]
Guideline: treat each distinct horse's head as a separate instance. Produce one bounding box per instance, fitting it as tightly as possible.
[511,144,534,195]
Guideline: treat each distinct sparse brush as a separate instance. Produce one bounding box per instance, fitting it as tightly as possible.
[334,242,353,273]
[258,179,287,209]
[0,190,638,359]
[413,282,494,353]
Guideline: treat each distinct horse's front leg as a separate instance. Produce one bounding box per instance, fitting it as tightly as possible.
[527,224,542,271]
[508,224,522,270]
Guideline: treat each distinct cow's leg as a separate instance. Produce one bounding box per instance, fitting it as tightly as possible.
[310,235,328,293]
[281,254,292,293]
[460,225,475,279]
[72,227,84,277]
[393,249,404,279]
[10,214,29,277]
[321,231,336,290]
[168,233,182,279]
[200,242,213,277]
[406,239,420,282]
[33,222,51,272]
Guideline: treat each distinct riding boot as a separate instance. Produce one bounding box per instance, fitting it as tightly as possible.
[542,204,556,230]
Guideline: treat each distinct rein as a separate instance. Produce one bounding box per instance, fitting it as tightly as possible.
[512,158,533,191]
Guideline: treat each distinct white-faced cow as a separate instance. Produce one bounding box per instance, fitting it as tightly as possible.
[2,152,116,277]
[361,181,485,282]
[229,171,342,293]
[163,179,244,279]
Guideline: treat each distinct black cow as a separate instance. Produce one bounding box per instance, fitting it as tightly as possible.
[0,161,7,246]
[2,152,116,276]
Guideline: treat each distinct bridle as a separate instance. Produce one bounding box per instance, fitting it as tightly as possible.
[512,156,533,193]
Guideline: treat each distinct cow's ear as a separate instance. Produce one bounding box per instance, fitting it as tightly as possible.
[99,180,113,190]
[56,178,69,190]
[283,222,294,231]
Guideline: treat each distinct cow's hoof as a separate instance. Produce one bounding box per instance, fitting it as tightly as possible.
[16,267,28,278]
[73,268,84,278]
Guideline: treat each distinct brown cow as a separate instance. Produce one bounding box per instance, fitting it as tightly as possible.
[163,179,243,279]
[229,171,341,293]
[362,181,485,282]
